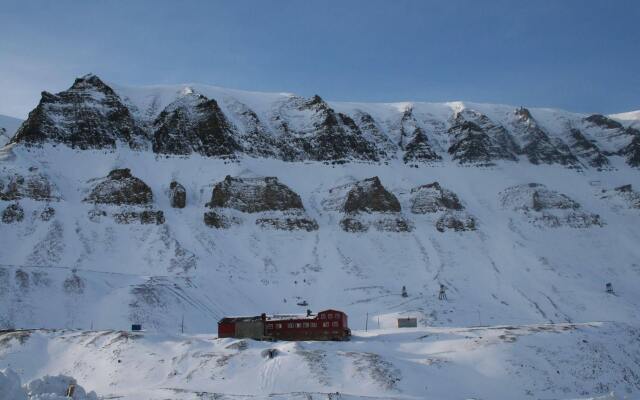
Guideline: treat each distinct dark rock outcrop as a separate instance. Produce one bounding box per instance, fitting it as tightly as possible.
[208,176,304,213]
[85,168,153,205]
[256,217,319,232]
[2,203,24,223]
[340,217,369,232]
[271,95,379,162]
[585,114,624,130]
[410,182,476,232]
[0,171,59,201]
[325,177,412,232]
[500,183,602,228]
[113,210,165,225]
[436,212,476,232]
[410,182,463,213]
[448,110,518,165]
[203,210,240,229]
[169,181,186,208]
[511,108,579,167]
[403,128,441,163]
[622,132,640,167]
[342,177,401,213]
[600,184,640,209]
[567,128,610,169]
[205,176,317,231]
[152,92,240,157]
[11,74,146,149]
[39,206,56,221]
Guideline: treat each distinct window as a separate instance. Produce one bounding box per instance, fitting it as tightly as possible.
[320,314,326,319]
[328,314,333,320]
[322,322,329,327]
[332,321,339,327]
[287,323,294,328]
[310,322,317,328]
[296,322,302,328]
[266,324,273,330]
[276,323,282,329]
[303,322,309,328]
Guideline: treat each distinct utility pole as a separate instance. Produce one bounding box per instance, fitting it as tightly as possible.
[181,315,184,334]
[365,312,368,332]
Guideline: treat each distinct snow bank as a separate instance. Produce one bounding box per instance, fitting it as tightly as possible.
[0,369,98,400]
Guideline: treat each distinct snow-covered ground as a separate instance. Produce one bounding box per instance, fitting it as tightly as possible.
[0,115,22,147]
[1,323,639,399]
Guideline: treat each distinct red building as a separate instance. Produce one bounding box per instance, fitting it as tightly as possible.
[218,309,350,341]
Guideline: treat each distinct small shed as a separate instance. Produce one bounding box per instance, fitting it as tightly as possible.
[397,317,417,328]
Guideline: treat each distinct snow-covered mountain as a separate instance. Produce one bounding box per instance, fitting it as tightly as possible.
[1,74,640,399]
[0,114,23,147]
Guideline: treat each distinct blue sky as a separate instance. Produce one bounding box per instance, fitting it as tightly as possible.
[1,0,639,118]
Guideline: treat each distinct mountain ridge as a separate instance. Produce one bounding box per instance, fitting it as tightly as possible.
[8,74,640,168]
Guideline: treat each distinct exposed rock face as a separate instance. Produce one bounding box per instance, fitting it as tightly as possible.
[169,181,186,208]
[203,210,240,229]
[448,110,518,165]
[436,212,476,232]
[622,133,640,167]
[403,128,441,163]
[223,97,281,158]
[85,168,153,205]
[11,74,146,149]
[256,217,319,232]
[325,177,412,232]
[410,182,476,232]
[510,108,579,167]
[600,184,640,210]
[585,114,624,130]
[351,110,397,159]
[0,170,60,201]
[208,176,304,212]
[340,217,369,232]
[394,108,441,163]
[567,128,610,169]
[581,115,637,167]
[500,183,603,228]
[205,176,317,231]
[39,206,56,221]
[152,92,240,157]
[2,203,24,223]
[113,210,165,225]
[271,95,379,162]
[410,182,463,213]
[342,177,401,213]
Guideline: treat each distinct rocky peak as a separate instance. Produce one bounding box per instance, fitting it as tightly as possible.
[585,114,624,130]
[448,109,518,165]
[509,108,579,167]
[12,74,146,150]
[152,92,240,157]
[270,95,379,162]
[514,107,534,122]
[342,177,401,213]
[410,182,463,213]
[85,168,153,205]
[567,128,610,169]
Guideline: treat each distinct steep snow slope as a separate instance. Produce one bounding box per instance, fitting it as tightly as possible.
[1,144,640,334]
[0,114,23,147]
